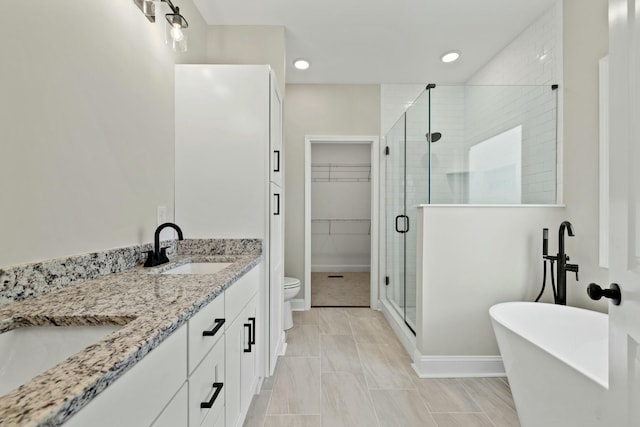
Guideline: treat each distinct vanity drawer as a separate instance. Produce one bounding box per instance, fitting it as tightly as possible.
[188,293,225,375]
[188,338,225,427]
[225,267,258,323]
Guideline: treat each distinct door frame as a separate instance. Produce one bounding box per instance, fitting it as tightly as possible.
[303,135,380,310]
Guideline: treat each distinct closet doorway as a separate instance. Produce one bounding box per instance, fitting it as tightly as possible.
[304,136,379,309]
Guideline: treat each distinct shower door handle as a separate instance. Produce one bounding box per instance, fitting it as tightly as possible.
[395,215,409,233]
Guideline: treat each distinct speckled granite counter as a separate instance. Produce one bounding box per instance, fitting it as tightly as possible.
[0,247,263,426]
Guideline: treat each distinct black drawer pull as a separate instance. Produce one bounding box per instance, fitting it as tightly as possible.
[274,150,281,172]
[249,317,256,345]
[202,318,225,337]
[200,382,223,409]
[244,323,252,353]
[274,193,280,215]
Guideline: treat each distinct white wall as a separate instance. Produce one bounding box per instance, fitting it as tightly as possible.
[206,26,286,95]
[416,206,565,359]
[284,85,380,298]
[0,0,207,268]
[562,0,609,310]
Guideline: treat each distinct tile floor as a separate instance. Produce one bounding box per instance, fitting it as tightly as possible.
[311,273,370,307]
[244,308,521,427]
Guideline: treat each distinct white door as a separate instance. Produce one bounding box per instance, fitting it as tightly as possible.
[605,1,640,425]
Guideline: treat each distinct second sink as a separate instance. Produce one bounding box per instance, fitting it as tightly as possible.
[161,262,232,275]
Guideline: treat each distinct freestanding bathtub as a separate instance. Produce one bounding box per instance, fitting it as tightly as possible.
[490,302,608,427]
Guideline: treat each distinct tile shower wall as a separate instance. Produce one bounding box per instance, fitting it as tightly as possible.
[380,1,563,204]
[466,1,562,204]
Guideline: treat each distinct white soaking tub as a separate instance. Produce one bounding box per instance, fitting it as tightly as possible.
[490,302,608,427]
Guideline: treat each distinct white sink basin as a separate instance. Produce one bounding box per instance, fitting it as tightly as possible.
[161,262,232,275]
[0,325,121,397]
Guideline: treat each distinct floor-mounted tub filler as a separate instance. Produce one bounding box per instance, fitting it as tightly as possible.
[490,302,608,427]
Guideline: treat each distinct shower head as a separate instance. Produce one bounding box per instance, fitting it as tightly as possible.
[426,132,442,143]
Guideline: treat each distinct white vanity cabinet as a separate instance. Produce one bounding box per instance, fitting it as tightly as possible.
[64,324,189,427]
[175,64,285,380]
[188,292,226,427]
[65,264,262,427]
[225,267,260,427]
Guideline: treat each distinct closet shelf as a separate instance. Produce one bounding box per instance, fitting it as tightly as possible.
[311,163,371,182]
[311,219,371,235]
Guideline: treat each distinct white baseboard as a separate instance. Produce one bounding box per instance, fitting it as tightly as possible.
[311,265,370,272]
[277,331,287,357]
[290,299,306,311]
[412,353,505,378]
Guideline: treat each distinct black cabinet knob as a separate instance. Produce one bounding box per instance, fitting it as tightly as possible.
[587,283,621,305]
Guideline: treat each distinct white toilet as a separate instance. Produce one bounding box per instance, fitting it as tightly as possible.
[283,277,301,330]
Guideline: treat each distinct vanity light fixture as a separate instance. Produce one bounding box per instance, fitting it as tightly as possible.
[440,50,461,63]
[133,0,189,52]
[293,59,311,70]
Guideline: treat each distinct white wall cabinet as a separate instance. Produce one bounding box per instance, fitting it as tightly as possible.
[65,265,261,427]
[175,64,285,378]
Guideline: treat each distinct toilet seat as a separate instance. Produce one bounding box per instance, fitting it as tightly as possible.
[284,277,300,289]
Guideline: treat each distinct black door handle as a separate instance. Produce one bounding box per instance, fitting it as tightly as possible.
[587,283,621,305]
[395,215,409,233]
[274,193,280,215]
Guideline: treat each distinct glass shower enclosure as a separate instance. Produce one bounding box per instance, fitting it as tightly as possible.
[385,84,559,333]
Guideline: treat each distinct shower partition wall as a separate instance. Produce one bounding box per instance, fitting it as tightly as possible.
[385,84,558,335]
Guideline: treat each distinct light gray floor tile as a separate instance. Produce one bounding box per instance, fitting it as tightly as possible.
[322,372,379,427]
[244,306,520,427]
[378,341,417,379]
[264,415,321,427]
[349,315,400,347]
[318,308,352,335]
[261,359,280,391]
[370,389,437,427]
[244,390,272,427]
[431,413,495,427]
[415,378,482,413]
[292,309,319,325]
[285,324,320,357]
[320,334,363,374]
[345,307,385,318]
[461,378,521,427]
[268,357,321,415]
[356,341,414,389]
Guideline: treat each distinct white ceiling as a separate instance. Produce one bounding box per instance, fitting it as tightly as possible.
[193,0,558,84]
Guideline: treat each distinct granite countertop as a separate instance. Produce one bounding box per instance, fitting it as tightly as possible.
[0,253,263,426]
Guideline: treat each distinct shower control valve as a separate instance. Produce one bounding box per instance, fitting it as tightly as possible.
[566,263,579,281]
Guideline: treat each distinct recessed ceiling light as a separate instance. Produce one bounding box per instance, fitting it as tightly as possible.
[293,58,310,70]
[441,51,461,63]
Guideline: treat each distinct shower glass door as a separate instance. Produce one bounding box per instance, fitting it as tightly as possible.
[403,90,430,330]
[385,113,411,332]
[385,89,430,334]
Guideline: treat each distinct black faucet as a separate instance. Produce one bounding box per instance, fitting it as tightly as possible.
[556,221,579,305]
[144,222,184,267]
